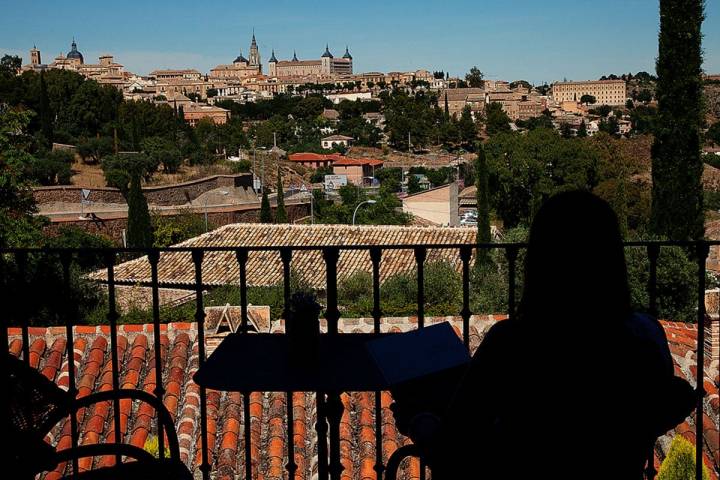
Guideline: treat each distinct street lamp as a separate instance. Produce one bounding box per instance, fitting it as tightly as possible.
[352,199,377,226]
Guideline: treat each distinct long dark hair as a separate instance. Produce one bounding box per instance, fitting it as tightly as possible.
[517,191,632,325]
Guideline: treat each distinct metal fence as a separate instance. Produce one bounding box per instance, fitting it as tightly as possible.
[1,240,714,480]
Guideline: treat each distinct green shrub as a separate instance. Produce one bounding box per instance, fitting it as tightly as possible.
[339,270,373,317]
[657,435,710,480]
[143,435,170,459]
[152,211,208,247]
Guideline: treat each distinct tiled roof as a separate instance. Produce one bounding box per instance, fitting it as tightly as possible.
[88,224,477,288]
[7,315,718,480]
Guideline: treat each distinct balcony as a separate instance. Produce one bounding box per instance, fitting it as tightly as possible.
[3,226,719,480]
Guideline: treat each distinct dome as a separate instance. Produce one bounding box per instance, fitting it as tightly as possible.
[67,40,84,63]
[234,51,248,64]
[321,45,333,58]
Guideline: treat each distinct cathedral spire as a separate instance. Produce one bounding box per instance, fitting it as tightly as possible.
[269,49,277,63]
[292,50,298,62]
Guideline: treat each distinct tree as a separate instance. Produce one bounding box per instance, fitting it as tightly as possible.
[275,167,288,223]
[38,72,53,146]
[126,173,153,248]
[580,94,597,105]
[577,120,588,137]
[407,174,422,194]
[485,102,511,136]
[651,0,705,240]
[77,136,113,164]
[142,136,182,173]
[657,435,710,480]
[637,89,653,103]
[707,121,720,145]
[560,123,574,138]
[465,67,484,88]
[458,106,478,146]
[260,189,272,223]
[476,144,492,265]
[102,152,156,194]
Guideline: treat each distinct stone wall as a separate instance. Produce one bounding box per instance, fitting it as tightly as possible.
[43,203,310,244]
[33,174,253,206]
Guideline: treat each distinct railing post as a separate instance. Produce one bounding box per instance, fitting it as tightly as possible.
[370,247,385,480]
[16,251,30,365]
[104,251,122,467]
[414,247,426,328]
[647,244,660,318]
[235,249,249,332]
[60,251,79,478]
[147,249,165,460]
[506,246,519,319]
[460,246,472,350]
[192,250,211,480]
[280,248,298,479]
[323,248,340,335]
[695,242,709,480]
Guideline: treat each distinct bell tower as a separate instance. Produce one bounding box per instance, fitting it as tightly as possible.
[248,30,261,71]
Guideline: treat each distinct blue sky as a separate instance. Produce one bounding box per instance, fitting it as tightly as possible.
[1,0,718,84]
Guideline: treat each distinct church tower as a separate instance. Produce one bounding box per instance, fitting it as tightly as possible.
[248,31,261,71]
[30,45,41,66]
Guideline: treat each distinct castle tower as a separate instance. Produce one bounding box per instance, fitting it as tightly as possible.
[30,45,41,65]
[268,49,278,76]
[248,31,261,71]
[321,44,333,75]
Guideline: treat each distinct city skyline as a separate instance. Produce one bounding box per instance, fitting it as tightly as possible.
[1,0,719,83]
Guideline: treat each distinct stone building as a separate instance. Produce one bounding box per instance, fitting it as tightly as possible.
[552,79,627,106]
[210,33,263,80]
[268,45,353,78]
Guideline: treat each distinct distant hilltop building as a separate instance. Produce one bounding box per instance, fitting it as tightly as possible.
[22,40,127,89]
[210,32,263,80]
[268,45,353,77]
[552,79,627,106]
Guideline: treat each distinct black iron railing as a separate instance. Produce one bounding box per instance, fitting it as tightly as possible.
[1,240,715,480]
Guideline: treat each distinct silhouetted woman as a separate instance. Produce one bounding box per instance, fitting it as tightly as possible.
[427,191,693,480]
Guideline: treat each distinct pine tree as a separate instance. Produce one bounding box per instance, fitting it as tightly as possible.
[275,167,288,223]
[651,0,705,240]
[39,71,53,146]
[260,190,273,223]
[126,174,153,248]
[444,92,450,118]
[657,435,710,480]
[476,144,492,266]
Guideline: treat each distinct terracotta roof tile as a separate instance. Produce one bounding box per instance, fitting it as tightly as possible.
[88,224,478,289]
[8,316,719,479]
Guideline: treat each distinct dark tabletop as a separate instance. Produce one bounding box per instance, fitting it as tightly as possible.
[193,333,390,392]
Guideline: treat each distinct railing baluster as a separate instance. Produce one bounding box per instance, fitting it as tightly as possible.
[104,251,122,467]
[414,247,426,329]
[60,252,79,478]
[316,393,329,480]
[281,248,298,480]
[17,251,29,365]
[148,250,165,460]
[506,246,518,319]
[244,391,252,480]
[236,248,253,480]
[370,247,385,480]
[192,250,211,480]
[236,249,249,331]
[323,248,340,335]
[460,246,472,350]
[647,244,660,318]
[695,242,708,480]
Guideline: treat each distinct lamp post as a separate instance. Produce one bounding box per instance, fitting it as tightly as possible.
[352,199,376,226]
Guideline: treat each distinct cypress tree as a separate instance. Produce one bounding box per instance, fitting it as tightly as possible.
[260,190,273,223]
[650,0,705,240]
[476,144,492,266]
[444,92,450,118]
[275,167,288,223]
[126,174,153,248]
[39,71,53,146]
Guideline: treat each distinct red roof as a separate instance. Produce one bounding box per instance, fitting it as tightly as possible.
[288,153,345,162]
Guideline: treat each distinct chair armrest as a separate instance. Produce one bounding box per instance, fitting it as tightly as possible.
[385,445,422,480]
[40,389,181,462]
